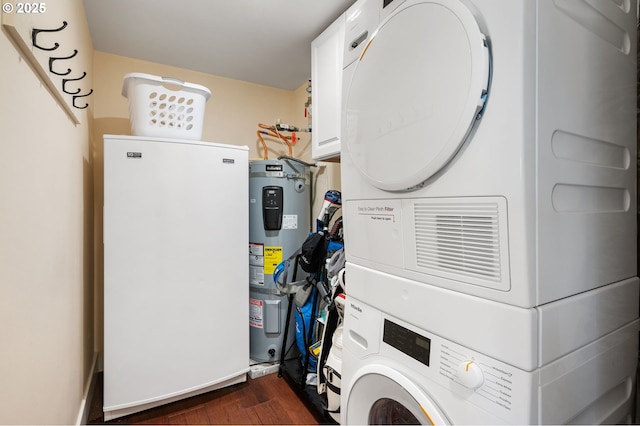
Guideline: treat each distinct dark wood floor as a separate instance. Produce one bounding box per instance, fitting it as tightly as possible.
[87,372,322,425]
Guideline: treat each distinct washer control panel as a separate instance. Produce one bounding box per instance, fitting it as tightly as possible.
[383,319,431,366]
[456,361,484,389]
[380,317,534,422]
[438,342,517,412]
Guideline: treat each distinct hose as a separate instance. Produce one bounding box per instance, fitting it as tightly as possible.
[258,123,293,157]
[256,130,269,159]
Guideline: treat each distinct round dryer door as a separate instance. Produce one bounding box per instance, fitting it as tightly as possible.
[344,0,490,191]
[345,365,449,425]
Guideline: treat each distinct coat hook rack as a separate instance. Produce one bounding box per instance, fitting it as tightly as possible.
[62,71,86,95]
[31,21,68,51]
[48,49,78,76]
[72,89,93,109]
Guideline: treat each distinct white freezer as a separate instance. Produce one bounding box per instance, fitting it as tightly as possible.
[103,135,249,420]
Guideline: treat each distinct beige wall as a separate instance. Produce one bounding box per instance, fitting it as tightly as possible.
[93,51,307,159]
[0,0,95,423]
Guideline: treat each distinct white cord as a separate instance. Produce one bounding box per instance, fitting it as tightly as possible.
[337,267,346,292]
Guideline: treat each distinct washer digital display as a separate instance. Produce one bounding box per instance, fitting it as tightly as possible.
[383,319,431,366]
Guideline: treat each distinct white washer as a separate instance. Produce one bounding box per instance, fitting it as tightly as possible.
[341,0,638,308]
[341,293,639,424]
[339,1,639,423]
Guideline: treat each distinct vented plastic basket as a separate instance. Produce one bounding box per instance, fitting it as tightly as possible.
[122,73,211,140]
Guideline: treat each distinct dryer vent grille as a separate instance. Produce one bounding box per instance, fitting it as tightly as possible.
[414,202,502,283]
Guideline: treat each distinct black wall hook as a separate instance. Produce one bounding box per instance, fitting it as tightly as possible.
[62,71,86,95]
[49,49,78,76]
[72,89,93,109]
[32,21,68,51]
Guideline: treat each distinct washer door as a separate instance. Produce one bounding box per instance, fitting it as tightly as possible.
[344,0,490,191]
[345,365,449,425]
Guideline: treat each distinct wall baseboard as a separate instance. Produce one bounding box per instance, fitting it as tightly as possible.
[76,353,98,425]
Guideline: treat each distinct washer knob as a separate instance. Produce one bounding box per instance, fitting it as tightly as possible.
[457,361,484,389]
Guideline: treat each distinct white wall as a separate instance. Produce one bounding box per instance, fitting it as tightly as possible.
[0,0,95,423]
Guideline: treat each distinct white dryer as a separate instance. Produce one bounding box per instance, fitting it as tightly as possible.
[340,0,638,308]
[341,294,640,424]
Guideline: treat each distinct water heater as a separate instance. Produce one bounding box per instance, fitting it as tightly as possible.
[249,159,311,362]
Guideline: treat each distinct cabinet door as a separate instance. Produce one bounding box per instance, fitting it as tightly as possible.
[311,14,345,161]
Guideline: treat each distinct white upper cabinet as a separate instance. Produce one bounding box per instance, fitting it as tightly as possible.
[311,14,345,161]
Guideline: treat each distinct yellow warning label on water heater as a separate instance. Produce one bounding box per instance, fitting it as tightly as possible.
[263,246,283,275]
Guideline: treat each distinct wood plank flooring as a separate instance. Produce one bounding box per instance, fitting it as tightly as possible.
[88,372,322,425]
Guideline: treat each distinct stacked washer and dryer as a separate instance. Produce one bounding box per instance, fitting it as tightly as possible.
[339,0,639,424]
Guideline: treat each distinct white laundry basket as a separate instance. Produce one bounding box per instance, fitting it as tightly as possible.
[122,73,211,140]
